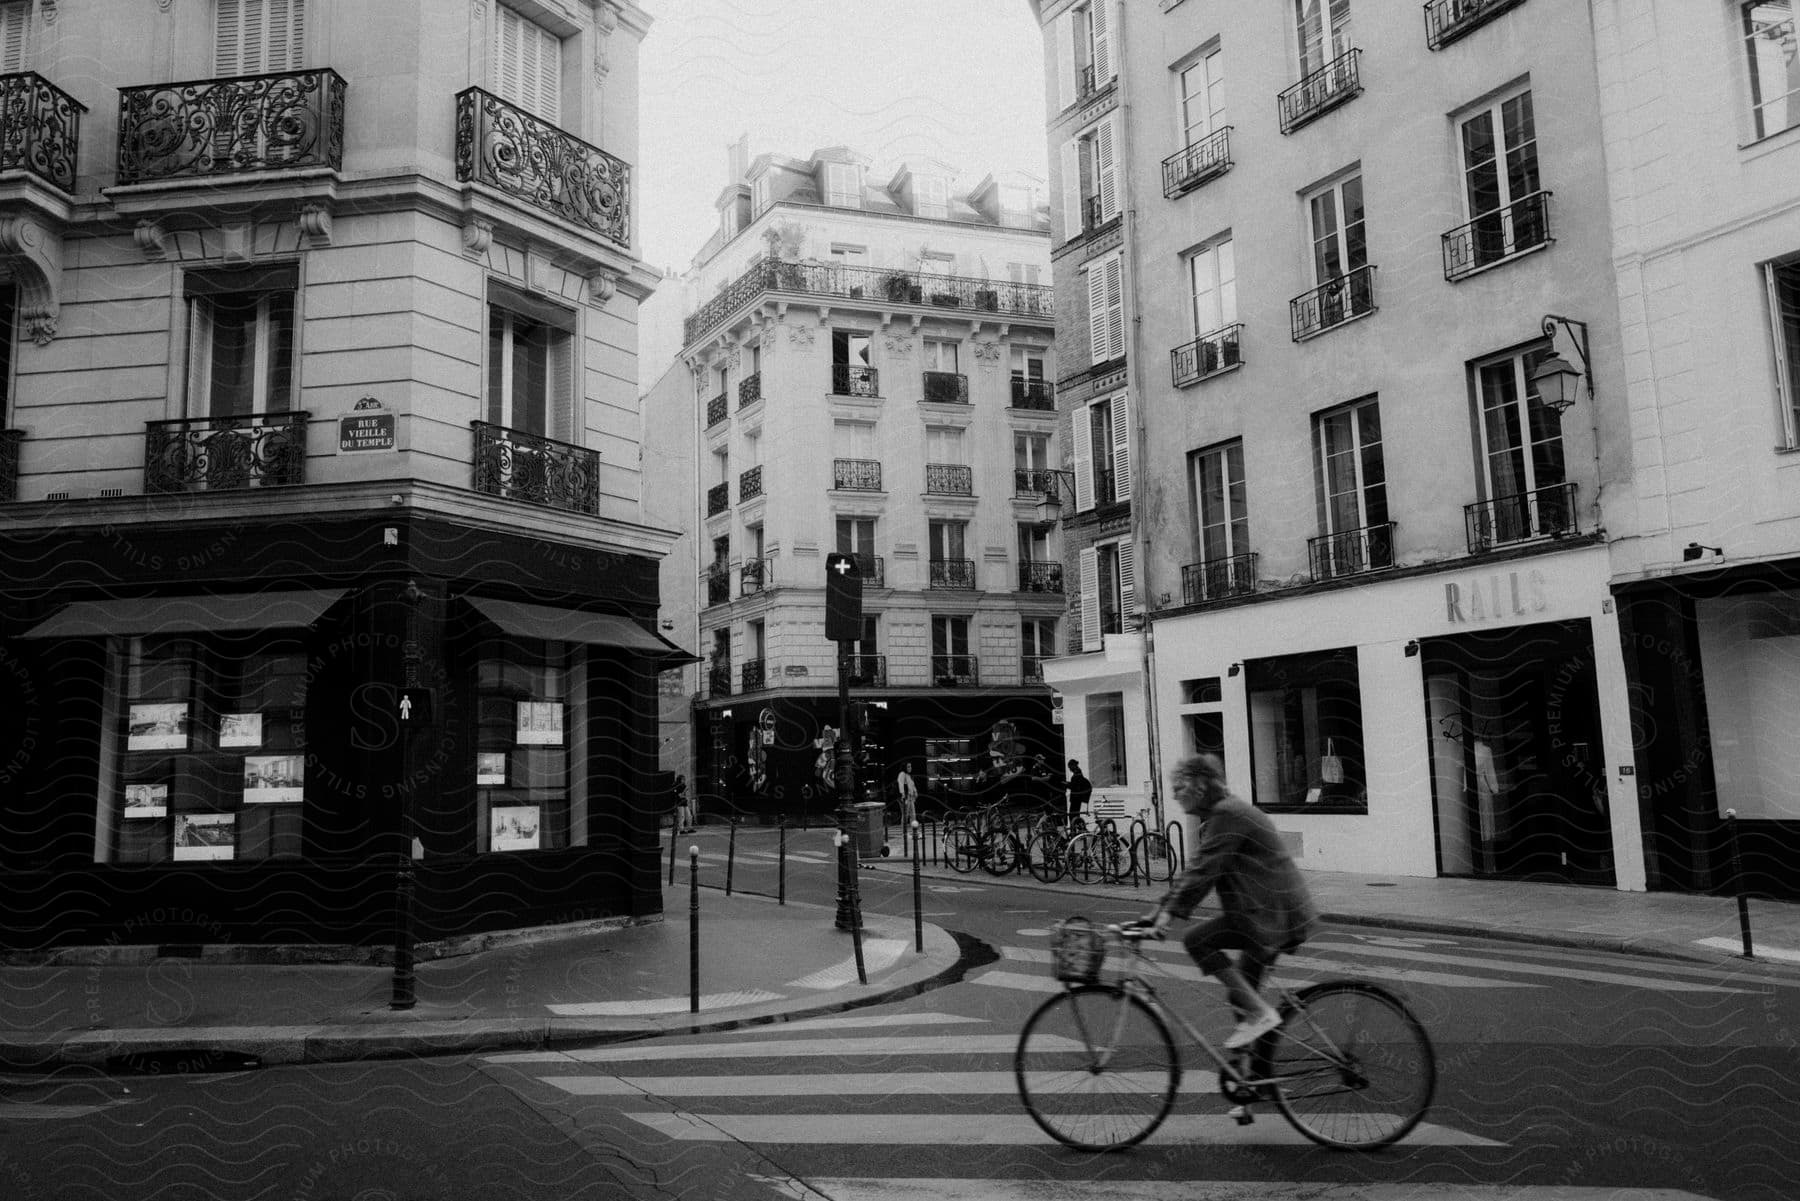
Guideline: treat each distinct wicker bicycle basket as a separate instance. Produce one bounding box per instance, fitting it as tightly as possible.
[1050,917,1108,984]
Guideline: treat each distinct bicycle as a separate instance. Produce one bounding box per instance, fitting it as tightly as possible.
[1014,917,1435,1153]
[1021,811,1087,883]
[1129,825,1178,884]
[1065,820,1130,885]
[943,801,1025,876]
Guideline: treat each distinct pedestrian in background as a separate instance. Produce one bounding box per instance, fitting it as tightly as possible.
[674,774,696,834]
[1066,759,1092,824]
[895,761,919,830]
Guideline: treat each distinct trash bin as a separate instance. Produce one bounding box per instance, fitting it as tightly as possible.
[854,801,888,859]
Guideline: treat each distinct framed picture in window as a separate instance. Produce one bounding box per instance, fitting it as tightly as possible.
[128,702,189,751]
[219,712,263,749]
[516,701,564,746]
[490,804,541,852]
[243,754,304,805]
[476,752,508,786]
[123,783,169,819]
[173,812,236,860]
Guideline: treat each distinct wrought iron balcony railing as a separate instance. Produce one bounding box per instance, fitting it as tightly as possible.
[145,412,309,494]
[841,653,887,687]
[1442,191,1552,281]
[832,364,879,397]
[848,552,884,587]
[738,372,761,408]
[1018,561,1065,594]
[0,429,21,502]
[706,481,729,517]
[925,463,973,495]
[455,87,630,248]
[705,392,727,428]
[1290,266,1377,340]
[1308,521,1396,581]
[118,69,345,184]
[1277,48,1362,134]
[0,73,84,192]
[1014,466,1061,497]
[833,458,882,491]
[1425,0,1530,50]
[1078,64,1097,103]
[1021,654,1050,685]
[739,464,763,502]
[1082,193,1104,232]
[922,371,969,404]
[1181,552,1260,605]
[740,556,774,595]
[704,568,730,608]
[707,662,732,696]
[1465,482,1577,552]
[683,259,1055,346]
[471,421,599,514]
[1171,323,1244,387]
[1010,378,1054,410]
[1162,126,1233,199]
[741,658,766,692]
[929,559,976,590]
[932,654,979,687]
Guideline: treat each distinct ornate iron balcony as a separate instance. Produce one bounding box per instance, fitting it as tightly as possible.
[0,73,84,192]
[833,458,882,491]
[1162,127,1233,199]
[1465,482,1577,552]
[1082,194,1104,232]
[707,662,732,696]
[929,559,976,590]
[1442,191,1552,281]
[704,569,730,608]
[1021,654,1049,685]
[145,412,308,494]
[1290,266,1376,340]
[0,429,21,501]
[741,658,766,692]
[706,481,729,517]
[832,364,879,397]
[1018,561,1065,594]
[740,556,773,595]
[1181,552,1260,605]
[932,654,979,687]
[1014,466,1061,496]
[842,653,887,687]
[1010,378,1053,410]
[1278,48,1362,134]
[455,87,630,249]
[849,552,884,587]
[922,371,969,404]
[118,69,345,184]
[705,393,727,428]
[1171,324,1244,387]
[1078,64,1097,102]
[1308,521,1396,580]
[739,464,763,502]
[1425,0,1530,50]
[925,463,972,495]
[471,420,598,514]
[683,259,1054,346]
[738,372,761,408]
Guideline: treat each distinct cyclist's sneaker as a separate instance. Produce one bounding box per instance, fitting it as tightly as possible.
[1223,1008,1282,1050]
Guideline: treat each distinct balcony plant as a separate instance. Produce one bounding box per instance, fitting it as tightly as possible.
[882,270,922,303]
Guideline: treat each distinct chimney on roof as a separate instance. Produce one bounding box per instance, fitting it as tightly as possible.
[727,132,749,184]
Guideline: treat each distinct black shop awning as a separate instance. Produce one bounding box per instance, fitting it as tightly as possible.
[19,589,348,639]
[464,596,697,665]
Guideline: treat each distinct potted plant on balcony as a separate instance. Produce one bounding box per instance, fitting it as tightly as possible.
[882,270,921,303]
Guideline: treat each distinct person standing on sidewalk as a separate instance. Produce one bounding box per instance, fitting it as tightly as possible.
[1065,759,1092,824]
[895,761,920,830]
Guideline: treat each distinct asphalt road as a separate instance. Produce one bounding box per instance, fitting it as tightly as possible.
[3,839,1798,1200]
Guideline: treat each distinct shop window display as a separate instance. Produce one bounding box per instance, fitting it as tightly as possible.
[1245,649,1366,813]
[474,640,575,852]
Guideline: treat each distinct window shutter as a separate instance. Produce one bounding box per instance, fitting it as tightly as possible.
[1053,12,1075,111]
[1091,0,1113,84]
[218,0,306,75]
[1096,115,1119,223]
[1079,546,1100,652]
[1769,264,1798,445]
[1072,403,1094,513]
[495,4,560,122]
[0,2,31,73]
[1103,255,1125,360]
[1061,140,1082,238]
[1111,391,1132,502]
[1087,264,1109,366]
[267,0,304,71]
[216,0,245,73]
[1116,538,1136,617]
[549,330,576,443]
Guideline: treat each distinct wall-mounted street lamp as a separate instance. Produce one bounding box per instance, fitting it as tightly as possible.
[1227,661,1242,677]
[1531,314,1594,417]
[1034,468,1077,525]
[1683,542,1724,562]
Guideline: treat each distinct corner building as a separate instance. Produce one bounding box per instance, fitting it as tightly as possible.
[1039,0,1648,888]
[662,144,1061,821]
[0,0,686,950]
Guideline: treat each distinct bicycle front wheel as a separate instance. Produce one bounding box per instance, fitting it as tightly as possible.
[1131,833,1176,885]
[1027,831,1067,883]
[944,824,981,873]
[1064,833,1104,885]
[1015,985,1180,1152]
[984,832,1024,876]
[1257,980,1436,1150]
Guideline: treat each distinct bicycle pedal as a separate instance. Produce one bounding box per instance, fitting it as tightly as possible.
[1227,1105,1255,1126]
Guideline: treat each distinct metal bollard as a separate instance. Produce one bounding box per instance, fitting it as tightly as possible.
[668,824,678,886]
[778,814,787,906]
[688,846,700,1014]
[1128,817,1147,887]
[912,820,924,954]
[840,833,868,985]
[1167,819,1186,872]
[1727,808,1755,959]
[726,818,738,897]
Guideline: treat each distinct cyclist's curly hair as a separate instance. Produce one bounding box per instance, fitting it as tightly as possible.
[1170,753,1227,792]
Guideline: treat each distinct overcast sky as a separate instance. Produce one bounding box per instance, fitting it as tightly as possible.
[637,0,1050,271]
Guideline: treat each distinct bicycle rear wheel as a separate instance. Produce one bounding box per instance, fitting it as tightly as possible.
[984,832,1024,876]
[1131,833,1176,884]
[1014,985,1180,1152]
[1064,833,1104,885]
[1256,980,1435,1150]
[944,824,981,873]
[1027,831,1067,883]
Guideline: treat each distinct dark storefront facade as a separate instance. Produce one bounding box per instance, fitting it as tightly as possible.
[0,511,686,951]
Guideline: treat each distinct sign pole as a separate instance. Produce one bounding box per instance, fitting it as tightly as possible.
[823,552,864,931]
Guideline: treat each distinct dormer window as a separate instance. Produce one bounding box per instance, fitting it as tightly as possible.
[915,176,949,219]
[751,173,770,216]
[825,163,861,208]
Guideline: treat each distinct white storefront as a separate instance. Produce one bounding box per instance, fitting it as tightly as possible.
[1043,632,1159,829]
[1149,544,1645,891]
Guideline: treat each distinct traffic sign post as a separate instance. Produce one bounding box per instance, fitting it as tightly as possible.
[824,553,863,930]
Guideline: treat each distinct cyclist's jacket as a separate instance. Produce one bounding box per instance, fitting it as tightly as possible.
[1164,793,1319,952]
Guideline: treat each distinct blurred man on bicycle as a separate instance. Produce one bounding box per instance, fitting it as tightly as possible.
[1138,753,1318,1050]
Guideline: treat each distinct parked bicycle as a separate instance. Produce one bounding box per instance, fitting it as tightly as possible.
[1015,917,1436,1152]
[943,800,1027,876]
[1064,819,1131,885]
[1020,812,1089,883]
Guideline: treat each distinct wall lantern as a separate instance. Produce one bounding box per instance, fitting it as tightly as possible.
[1530,314,1593,417]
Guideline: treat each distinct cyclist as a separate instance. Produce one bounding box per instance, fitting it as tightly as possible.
[1137,753,1319,1050]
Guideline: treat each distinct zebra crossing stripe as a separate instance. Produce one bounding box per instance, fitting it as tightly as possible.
[544,1069,1216,1097]
[995,945,1541,990]
[546,989,783,1017]
[621,1109,1501,1148]
[761,1180,1723,1200]
[774,1012,985,1032]
[1303,943,1752,993]
[1694,936,1800,965]
[787,939,910,989]
[487,1033,1064,1065]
